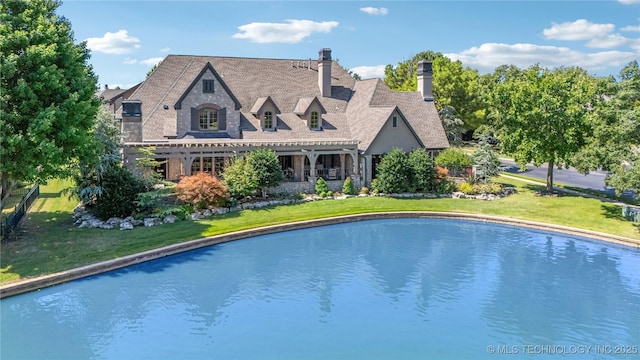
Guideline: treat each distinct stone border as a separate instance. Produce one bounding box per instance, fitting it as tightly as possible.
[1,212,638,299]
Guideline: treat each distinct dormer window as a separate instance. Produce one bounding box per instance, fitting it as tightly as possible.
[199,108,218,130]
[310,111,320,129]
[264,111,274,129]
[122,100,142,117]
[203,80,215,93]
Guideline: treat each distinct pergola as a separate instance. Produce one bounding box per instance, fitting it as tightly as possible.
[122,139,361,182]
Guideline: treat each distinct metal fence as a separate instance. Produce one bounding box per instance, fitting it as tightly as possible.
[1,184,40,240]
[622,205,640,223]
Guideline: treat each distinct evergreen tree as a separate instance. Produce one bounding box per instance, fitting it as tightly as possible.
[472,132,501,184]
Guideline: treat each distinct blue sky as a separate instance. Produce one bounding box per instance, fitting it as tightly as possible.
[58,0,640,89]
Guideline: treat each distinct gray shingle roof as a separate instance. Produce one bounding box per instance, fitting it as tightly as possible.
[124,53,448,150]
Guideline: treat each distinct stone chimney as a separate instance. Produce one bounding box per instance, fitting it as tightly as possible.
[318,48,332,97]
[417,60,434,102]
[104,84,109,90]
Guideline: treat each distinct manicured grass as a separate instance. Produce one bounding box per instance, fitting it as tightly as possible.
[1,183,36,215]
[1,176,637,284]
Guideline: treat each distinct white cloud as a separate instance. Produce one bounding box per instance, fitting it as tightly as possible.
[586,33,630,48]
[543,19,614,41]
[447,42,638,74]
[139,57,164,67]
[350,65,386,79]
[360,7,388,16]
[86,30,141,54]
[621,25,640,32]
[160,47,171,53]
[618,0,640,4]
[232,19,339,44]
[123,58,137,65]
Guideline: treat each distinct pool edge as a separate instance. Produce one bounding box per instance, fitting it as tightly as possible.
[2,212,639,299]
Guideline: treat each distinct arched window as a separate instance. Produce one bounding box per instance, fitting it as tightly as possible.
[199,108,218,130]
[310,111,319,129]
[264,111,273,129]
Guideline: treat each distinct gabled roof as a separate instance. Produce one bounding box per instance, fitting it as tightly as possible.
[174,62,241,110]
[122,53,448,149]
[345,78,448,151]
[250,96,281,115]
[293,96,327,116]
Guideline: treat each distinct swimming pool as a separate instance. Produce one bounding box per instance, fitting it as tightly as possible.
[2,218,639,359]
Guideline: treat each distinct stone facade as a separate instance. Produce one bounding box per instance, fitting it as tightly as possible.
[176,69,241,139]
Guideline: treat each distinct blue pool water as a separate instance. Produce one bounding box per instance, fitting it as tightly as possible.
[1,218,639,359]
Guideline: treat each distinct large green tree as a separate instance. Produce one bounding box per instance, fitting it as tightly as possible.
[573,61,640,197]
[490,65,596,192]
[0,0,99,192]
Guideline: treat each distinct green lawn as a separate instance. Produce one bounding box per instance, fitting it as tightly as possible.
[1,176,637,284]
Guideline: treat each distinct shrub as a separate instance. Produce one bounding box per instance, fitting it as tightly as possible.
[473,183,503,195]
[93,165,145,220]
[246,149,284,199]
[136,186,175,214]
[360,186,369,195]
[222,156,258,200]
[326,191,333,198]
[315,177,329,195]
[374,148,411,193]
[459,183,475,195]
[435,148,472,176]
[342,176,356,195]
[408,148,436,192]
[434,166,449,185]
[174,172,229,210]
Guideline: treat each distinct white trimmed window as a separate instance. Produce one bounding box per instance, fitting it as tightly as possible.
[264,111,273,129]
[199,109,218,130]
[310,111,319,129]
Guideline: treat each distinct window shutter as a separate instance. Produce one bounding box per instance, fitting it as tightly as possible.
[219,108,226,130]
[191,108,199,130]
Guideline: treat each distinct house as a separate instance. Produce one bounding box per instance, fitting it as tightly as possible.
[115,48,448,192]
[96,84,140,117]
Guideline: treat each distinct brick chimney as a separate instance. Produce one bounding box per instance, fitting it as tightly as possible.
[417,60,434,102]
[318,48,332,97]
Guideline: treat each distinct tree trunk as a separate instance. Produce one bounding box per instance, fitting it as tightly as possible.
[0,172,11,207]
[546,159,554,193]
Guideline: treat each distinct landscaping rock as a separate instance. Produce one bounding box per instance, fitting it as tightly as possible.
[106,217,123,226]
[190,212,204,220]
[452,192,465,199]
[215,207,229,215]
[100,223,115,230]
[90,219,104,228]
[144,218,162,227]
[202,209,213,217]
[78,220,92,228]
[163,215,178,224]
[120,222,134,230]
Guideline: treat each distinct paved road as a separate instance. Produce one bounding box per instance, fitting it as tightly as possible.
[499,159,635,199]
